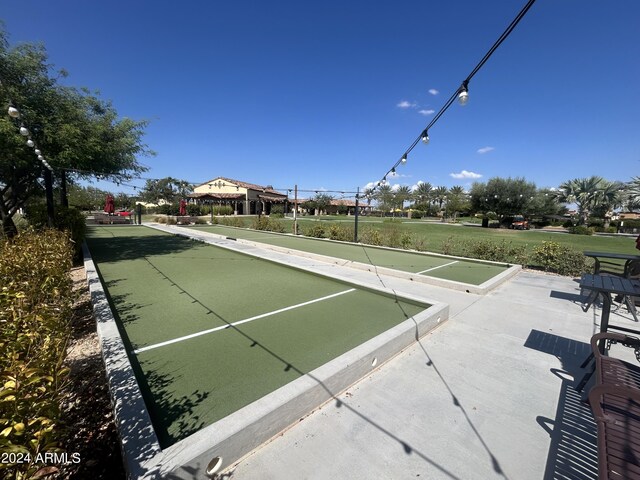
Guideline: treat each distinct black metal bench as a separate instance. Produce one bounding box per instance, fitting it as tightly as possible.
[588,332,640,479]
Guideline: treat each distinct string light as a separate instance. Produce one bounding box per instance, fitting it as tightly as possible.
[366,0,537,197]
[458,81,469,106]
[3,103,53,172]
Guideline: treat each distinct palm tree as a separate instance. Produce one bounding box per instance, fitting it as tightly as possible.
[394,185,412,212]
[622,177,640,212]
[374,184,394,215]
[433,186,448,211]
[413,182,432,206]
[447,185,466,220]
[555,176,621,225]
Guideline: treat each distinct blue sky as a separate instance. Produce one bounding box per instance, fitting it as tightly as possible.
[2,0,638,198]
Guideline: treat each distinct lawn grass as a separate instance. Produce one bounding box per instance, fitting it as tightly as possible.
[146,214,638,261]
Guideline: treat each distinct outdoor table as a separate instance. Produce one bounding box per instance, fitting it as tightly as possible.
[580,273,640,337]
[575,273,640,391]
[583,251,640,275]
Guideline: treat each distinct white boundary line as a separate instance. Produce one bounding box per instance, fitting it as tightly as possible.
[133,288,357,354]
[416,260,459,275]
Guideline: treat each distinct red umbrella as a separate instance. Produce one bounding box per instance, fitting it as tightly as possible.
[105,194,115,214]
[179,199,187,216]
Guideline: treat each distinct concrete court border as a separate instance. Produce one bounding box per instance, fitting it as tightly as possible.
[83,230,449,479]
[184,224,521,294]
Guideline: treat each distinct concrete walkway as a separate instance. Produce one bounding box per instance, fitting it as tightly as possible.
[147,224,638,480]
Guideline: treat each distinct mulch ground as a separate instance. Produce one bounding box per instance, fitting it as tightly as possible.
[56,266,125,480]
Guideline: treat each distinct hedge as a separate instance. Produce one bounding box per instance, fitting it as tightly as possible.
[0,229,75,479]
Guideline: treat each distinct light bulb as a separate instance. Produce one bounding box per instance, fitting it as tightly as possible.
[38,155,44,161]
[34,149,41,155]
[19,126,29,136]
[8,106,20,118]
[421,132,430,144]
[26,139,35,147]
[401,154,407,164]
[458,90,469,106]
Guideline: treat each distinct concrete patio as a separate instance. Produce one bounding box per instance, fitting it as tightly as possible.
[220,268,637,480]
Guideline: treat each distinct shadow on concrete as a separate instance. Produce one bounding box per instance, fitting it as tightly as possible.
[524,330,598,480]
[410,319,510,480]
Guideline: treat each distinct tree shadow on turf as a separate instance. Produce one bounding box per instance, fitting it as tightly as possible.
[90,228,468,478]
[86,230,195,263]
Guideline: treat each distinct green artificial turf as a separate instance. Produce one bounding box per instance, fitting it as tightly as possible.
[86,225,428,447]
[188,224,509,285]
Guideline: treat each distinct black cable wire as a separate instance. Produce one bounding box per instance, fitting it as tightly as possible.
[369,0,537,196]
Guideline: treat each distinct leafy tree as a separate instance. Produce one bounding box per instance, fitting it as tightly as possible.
[139,177,191,205]
[0,27,152,236]
[302,193,333,215]
[469,177,537,217]
[313,193,334,215]
[525,188,566,218]
[66,184,110,210]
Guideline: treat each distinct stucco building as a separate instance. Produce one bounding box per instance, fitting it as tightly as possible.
[188,177,287,215]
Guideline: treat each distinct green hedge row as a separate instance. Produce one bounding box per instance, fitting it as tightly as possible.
[0,229,75,479]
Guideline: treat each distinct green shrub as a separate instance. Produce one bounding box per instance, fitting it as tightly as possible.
[305,223,326,238]
[359,227,382,246]
[621,219,640,228]
[328,224,354,242]
[213,205,233,216]
[219,216,244,228]
[568,225,593,235]
[463,239,529,264]
[532,241,593,276]
[186,204,202,216]
[0,229,74,478]
[412,237,428,251]
[250,216,285,233]
[441,235,458,256]
[23,204,87,261]
[399,232,413,250]
[252,216,270,231]
[157,203,179,216]
[270,205,284,215]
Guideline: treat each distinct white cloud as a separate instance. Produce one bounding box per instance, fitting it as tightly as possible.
[428,89,439,95]
[477,146,495,154]
[450,170,482,179]
[397,100,416,108]
[419,109,435,116]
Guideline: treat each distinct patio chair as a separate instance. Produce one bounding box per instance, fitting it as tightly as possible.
[588,332,640,478]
